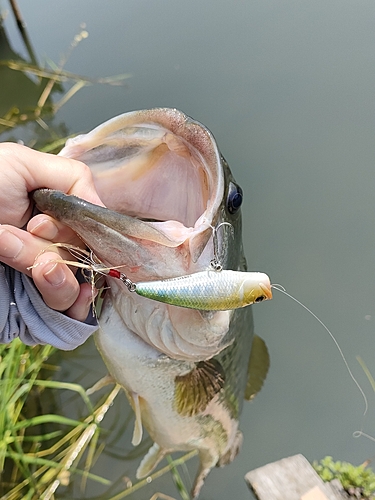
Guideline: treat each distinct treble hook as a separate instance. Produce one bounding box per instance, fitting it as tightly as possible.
[210,222,234,271]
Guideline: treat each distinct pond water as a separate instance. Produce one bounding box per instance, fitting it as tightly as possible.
[1,1,375,498]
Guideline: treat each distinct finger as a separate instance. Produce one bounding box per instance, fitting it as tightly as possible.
[5,143,104,206]
[27,214,83,247]
[0,226,50,276]
[65,282,98,322]
[0,143,105,227]
[0,225,73,277]
[31,251,80,311]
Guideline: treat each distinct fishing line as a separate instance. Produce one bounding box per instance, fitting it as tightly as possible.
[352,430,375,442]
[210,222,234,271]
[271,284,368,418]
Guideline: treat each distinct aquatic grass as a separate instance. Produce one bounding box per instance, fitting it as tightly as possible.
[0,60,130,87]
[0,339,118,498]
[102,451,197,500]
[0,60,130,88]
[149,494,178,500]
[167,455,192,500]
[38,135,75,153]
[357,356,375,394]
[314,456,375,499]
[0,117,16,128]
[0,340,54,470]
[0,58,129,137]
[313,358,375,499]
[0,25,130,141]
[0,337,197,499]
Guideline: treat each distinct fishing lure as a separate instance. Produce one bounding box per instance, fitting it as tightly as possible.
[120,221,272,310]
[106,267,272,311]
[29,244,272,311]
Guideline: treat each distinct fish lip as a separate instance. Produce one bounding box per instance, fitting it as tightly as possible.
[33,189,181,246]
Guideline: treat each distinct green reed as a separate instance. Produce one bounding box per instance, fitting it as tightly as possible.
[0,340,194,499]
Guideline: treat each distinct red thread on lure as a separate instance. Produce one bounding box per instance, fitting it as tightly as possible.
[107,268,122,279]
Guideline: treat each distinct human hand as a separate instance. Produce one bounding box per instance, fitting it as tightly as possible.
[0,142,103,322]
[0,142,103,227]
[0,215,96,322]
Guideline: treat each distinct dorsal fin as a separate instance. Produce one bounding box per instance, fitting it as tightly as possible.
[245,335,270,401]
[174,359,225,417]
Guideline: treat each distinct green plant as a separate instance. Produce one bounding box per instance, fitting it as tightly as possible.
[0,339,113,498]
[313,456,375,499]
[0,339,195,499]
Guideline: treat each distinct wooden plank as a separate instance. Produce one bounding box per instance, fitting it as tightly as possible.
[245,454,344,500]
[300,485,331,500]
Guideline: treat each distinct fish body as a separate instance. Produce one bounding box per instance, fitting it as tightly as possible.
[34,108,270,497]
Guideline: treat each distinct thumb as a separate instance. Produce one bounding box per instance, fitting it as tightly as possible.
[13,143,105,206]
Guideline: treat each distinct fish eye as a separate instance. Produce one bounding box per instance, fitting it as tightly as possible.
[227,182,243,214]
[255,295,265,303]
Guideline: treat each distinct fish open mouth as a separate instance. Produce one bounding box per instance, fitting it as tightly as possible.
[82,126,210,227]
[33,109,248,361]
[58,108,226,263]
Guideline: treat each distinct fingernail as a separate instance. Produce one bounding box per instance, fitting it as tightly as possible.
[0,229,23,259]
[29,218,59,239]
[44,262,66,286]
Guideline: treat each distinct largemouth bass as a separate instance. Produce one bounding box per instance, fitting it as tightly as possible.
[34,108,270,497]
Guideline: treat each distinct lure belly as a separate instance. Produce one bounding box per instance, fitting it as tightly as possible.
[135,270,272,310]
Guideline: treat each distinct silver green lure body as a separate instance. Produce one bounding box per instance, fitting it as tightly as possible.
[136,270,272,310]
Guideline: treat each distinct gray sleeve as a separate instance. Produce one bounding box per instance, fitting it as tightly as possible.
[0,264,98,350]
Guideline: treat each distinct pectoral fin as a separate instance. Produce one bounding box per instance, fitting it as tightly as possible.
[131,392,143,446]
[174,359,225,417]
[245,335,270,401]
